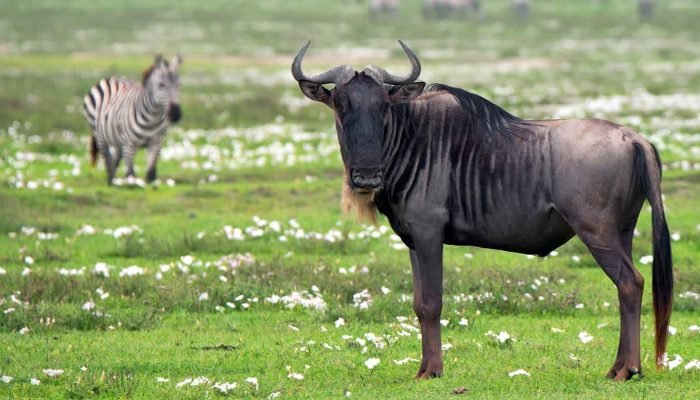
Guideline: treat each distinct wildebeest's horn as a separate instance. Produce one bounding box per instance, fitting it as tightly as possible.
[373,40,421,85]
[292,41,353,85]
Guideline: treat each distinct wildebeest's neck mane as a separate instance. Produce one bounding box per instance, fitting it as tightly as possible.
[422,83,525,146]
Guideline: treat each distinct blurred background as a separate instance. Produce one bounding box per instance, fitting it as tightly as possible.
[3,0,700,234]
[1,0,699,135]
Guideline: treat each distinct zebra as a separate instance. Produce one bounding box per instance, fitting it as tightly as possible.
[83,54,182,185]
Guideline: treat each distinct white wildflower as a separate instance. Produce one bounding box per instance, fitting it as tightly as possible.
[119,265,145,277]
[393,357,419,365]
[578,331,593,344]
[43,369,64,378]
[287,371,304,380]
[665,354,683,370]
[508,369,530,377]
[364,358,380,369]
[245,377,259,390]
[211,381,238,393]
[76,224,96,235]
[685,360,700,370]
[92,262,110,277]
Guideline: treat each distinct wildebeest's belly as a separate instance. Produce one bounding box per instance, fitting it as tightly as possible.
[443,205,575,256]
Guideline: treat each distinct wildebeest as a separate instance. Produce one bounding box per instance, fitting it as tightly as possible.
[422,0,481,19]
[369,0,400,17]
[639,0,655,20]
[513,0,530,18]
[292,41,672,380]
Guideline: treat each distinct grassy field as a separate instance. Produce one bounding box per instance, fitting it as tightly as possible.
[1,0,700,398]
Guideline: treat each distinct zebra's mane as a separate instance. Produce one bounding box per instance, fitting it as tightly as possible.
[142,60,169,84]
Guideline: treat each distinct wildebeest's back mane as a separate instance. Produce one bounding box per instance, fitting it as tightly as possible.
[425,83,528,145]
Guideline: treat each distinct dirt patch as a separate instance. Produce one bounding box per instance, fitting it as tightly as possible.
[191,344,237,351]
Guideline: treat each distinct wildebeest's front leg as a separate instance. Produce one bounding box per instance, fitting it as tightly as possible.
[145,137,162,183]
[409,236,444,378]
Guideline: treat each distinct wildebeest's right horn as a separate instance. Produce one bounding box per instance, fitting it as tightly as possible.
[373,40,421,85]
[292,41,353,85]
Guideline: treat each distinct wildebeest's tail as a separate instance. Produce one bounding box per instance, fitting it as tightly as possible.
[633,142,673,368]
[89,135,98,166]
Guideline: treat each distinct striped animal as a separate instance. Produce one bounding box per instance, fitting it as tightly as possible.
[83,54,182,184]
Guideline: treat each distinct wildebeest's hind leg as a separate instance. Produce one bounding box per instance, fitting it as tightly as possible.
[578,224,644,381]
[409,242,444,378]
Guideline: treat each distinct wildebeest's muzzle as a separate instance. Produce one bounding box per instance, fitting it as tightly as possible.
[168,104,182,123]
[350,165,383,192]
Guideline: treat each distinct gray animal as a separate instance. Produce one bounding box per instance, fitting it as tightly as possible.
[292,41,672,381]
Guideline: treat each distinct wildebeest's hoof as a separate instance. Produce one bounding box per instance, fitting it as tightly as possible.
[416,366,443,379]
[606,364,642,381]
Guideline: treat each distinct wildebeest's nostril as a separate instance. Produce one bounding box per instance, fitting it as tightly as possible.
[351,167,383,189]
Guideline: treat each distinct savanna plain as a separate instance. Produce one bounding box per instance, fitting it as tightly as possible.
[1,0,700,398]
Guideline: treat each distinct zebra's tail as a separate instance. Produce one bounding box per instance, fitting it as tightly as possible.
[90,135,98,166]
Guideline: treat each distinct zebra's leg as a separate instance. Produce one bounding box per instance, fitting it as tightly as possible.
[146,139,162,183]
[113,146,123,175]
[124,146,136,178]
[100,145,116,185]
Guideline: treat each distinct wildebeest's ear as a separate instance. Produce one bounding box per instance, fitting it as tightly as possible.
[154,54,165,66]
[299,80,333,108]
[389,82,425,103]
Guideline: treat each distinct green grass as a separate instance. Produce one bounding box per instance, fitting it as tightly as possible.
[1,0,700,398]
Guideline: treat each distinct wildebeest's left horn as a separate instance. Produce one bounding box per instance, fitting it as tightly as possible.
[292,41,353,85]
[373,40,421,85]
